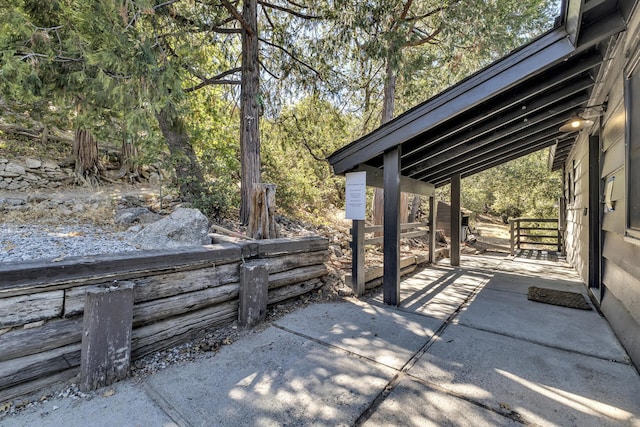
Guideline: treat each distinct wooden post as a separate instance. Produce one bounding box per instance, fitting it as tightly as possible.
[450,173,461,267]
[516,219,521,249]
[80,281,134,392]
[428,195,437,263]
[239,261,268,328]
[383,147,401,306]
[510,219,515,256]
[351,219,366,296]
[248,183,278,239]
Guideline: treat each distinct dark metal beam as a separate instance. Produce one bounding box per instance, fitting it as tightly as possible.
[383,147,401,306]
[328,29,574,175]
[450,173,461,267]
[351,220,365,296]
[407,93,589,179]
[401,78,594,173]
[428,196,437,264]
[350,164,435,196]
[420,131,564,183]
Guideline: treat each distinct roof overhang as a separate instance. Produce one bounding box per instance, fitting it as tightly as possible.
[328,0,629,189]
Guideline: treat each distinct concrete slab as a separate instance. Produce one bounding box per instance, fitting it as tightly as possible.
[408,324,640,427]
[483,271,586,296]
[274,300,442,369]
[0,382,174,427]
[454,285,628,361]
[364,376,521,427]
[397,268,492,320]
[144,326,396,426]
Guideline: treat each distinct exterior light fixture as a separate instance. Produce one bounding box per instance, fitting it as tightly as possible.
[559,116,594,132]
[559,102,607,133]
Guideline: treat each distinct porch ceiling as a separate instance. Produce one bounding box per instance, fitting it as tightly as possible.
[327,0,628,188]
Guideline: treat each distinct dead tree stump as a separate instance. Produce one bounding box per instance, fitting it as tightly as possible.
[248,183,278,239]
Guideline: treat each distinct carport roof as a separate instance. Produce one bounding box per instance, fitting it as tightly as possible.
[327,0,630,188]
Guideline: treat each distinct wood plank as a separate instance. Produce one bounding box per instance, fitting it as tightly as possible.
[365,229,428,246]
[268,265,328,290]
[602,258,640,326]
[253,237,329,257]
[602,95,625,152]
[268,279,324,305]
[0,244,242,294]
[64,264,241,316]
[0,291,64,328]
[360,222,428,234]
[132,301,238,359]
[601,136,625,178]
[133,284,239,327]
[0,317,82,362]
[0,368,77,406]
[262,250,328,274]
[364,265,417,290]
[602,230,640,280]
[0,344,80,390]
[345,256,417,284]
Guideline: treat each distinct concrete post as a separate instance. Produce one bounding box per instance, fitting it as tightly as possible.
[80,281,134,392]
[239,261,269,328]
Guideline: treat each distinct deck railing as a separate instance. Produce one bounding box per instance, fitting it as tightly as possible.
[509,218,561,256]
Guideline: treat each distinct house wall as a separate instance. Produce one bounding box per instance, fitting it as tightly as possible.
[565,135,590,282]
[565,4,640,366]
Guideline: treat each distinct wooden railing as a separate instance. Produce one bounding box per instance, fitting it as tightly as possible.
[509,218,561,256]
[359,222,429,246]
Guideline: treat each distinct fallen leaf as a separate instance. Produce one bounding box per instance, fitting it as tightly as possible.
[102,389,115,398]
[222,337,232,345]
[0,402,12,412]
[52,255,66,262]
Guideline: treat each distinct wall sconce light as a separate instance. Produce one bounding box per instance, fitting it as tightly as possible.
[558,103,607,133]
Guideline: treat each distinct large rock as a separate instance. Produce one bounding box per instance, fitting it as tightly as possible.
[133,208,210,250]
[115,207,162,225]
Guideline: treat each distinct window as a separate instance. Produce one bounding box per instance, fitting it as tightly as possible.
[625,46,640,240]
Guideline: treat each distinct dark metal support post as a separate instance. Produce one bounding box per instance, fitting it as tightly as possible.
[351,219,365,296]
[428,196,437,263]
[450,173,461,266]
[588,134,602,299]
[383,147,401,305]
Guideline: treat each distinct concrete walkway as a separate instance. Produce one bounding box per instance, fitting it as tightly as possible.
[3,253,640,426]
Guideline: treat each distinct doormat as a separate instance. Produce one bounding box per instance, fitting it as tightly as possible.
[527,286,592,310]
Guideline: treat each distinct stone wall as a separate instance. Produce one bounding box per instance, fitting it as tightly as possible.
[0,158,72,190]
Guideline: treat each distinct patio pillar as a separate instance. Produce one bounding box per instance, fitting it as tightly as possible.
[450,173,461,266]
[383,146,401,305]
[428,195,437,263]
[351,219,365,296]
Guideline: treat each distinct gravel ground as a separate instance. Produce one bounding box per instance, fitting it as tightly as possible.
[0,224,140,263]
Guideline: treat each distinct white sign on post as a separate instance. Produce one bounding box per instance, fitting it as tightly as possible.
[345,171,366,220]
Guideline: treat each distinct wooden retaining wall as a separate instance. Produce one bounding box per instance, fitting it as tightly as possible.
[0,237,328,403]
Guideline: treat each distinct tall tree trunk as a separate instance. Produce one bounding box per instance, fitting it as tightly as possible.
[73,128,100,179]
[373,56,409,229]
[155,105,205,201]
[239,0,261,225]
[119,123,140,179]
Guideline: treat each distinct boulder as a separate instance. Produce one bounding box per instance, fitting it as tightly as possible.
[133,208,210,250]
[115,207,162,225]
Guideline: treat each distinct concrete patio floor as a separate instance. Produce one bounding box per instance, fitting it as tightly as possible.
[3,252,639,426]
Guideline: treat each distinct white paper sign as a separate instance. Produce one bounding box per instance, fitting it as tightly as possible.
[345,171,366,220]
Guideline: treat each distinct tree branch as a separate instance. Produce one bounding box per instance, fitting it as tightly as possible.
[183,67,242,92]
[220,0,253,35]
[404,26,442,47]
[257,0,323,20]
[258,37,321,77]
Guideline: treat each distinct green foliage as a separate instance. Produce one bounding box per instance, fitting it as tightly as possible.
[462,150,562,221]
[261,95,353,217]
